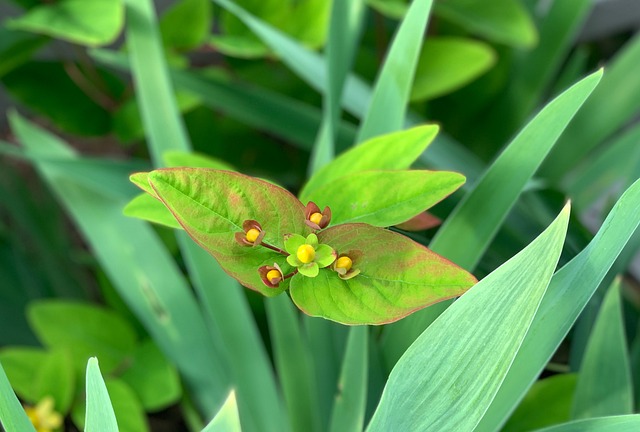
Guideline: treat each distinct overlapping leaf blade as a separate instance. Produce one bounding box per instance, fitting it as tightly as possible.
[366,204,570,430]
[85,358,118,432]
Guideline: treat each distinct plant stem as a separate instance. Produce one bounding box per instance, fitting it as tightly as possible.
[260,241,288,255]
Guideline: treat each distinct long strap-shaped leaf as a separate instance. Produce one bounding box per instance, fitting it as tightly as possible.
[122,0,289,428]
[476,178,640,431]
[381,70,602,366]
[356,0,433,143]
[309,0,365,172]
[571,278,633,419]
[367,204,570,431]
[9,112,230,414]
[532,415,640,432]
[0,361,36,432]
[85,358,118,432]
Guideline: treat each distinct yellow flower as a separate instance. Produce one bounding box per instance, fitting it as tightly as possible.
[24,396,63,432]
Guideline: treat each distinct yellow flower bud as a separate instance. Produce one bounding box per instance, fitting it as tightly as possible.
[309,212,323,225]
[246,228,261,243]
[297,244,316,264]
[335,256,353,272]
[266,269,281,282]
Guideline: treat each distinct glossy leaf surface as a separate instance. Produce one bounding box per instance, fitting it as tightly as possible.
[290,224,477,325]
[304,170,464,227]
[144,168,310,295]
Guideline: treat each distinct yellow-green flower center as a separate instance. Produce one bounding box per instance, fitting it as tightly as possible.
[297,244,316,263]
[335,256,353,272]
[246,228,261,243]
[309,212,323,225]
[266,269,281,282]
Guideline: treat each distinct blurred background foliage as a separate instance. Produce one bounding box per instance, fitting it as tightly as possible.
[1,0,640,430]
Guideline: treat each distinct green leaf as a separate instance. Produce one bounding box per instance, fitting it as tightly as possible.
[33,349,76,415]
[120,339,182,411]
[27,300,137,374]
[366,204,570,430]
[160,0,211,51]
[1,61,112,136]
[0,361,36,432]
[144,168,311,295]
[105,379,149,432]
[301,125,439,200]
[571,278,633,419]
[533,415,640,432]
[476,178,640,431]
[7,0,124,46]
[328,326,368,432]
[434,0,537,48]
[0,348,47,404]
[411,37,496,101]
[10,112,231,416]
[85,358,119,432]
[290,223,477,325]
[356,0,433,143]
[543,33,640,182]
[266,296,322,432]
[123,193,183,229]
[203,391,242,432]
[502,374,578,432]
[0,28,47,78]
[308,0,365,173]
[304,170,465,227]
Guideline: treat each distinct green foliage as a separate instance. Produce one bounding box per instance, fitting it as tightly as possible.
[6,0,124,46]
[367,204,569,430]
[2,0,640,430]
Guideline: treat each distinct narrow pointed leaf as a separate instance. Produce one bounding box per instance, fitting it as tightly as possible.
[85,358,118,432]
[366,205,570,431]
[533,415,640,432]
[203,391,242,432]
[0,362,36,432]
[305,170,465,227]
[356,0,433,143]
[290,223,477,325]
[301,125,439,200]
[145,168,311,295]
[572,279,633,419]
[123,194,183,229]
[328,326,368,432]
[477,178,640,431]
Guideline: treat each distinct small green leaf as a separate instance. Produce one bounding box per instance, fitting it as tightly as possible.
[7,0,124,46]
[299,263,320,278]
[301,125,439,200]
[0,348,47,404]
[129,172,156,197]
[434,0,537,48]
[123,194,183,229]
[27,300,138,374]
[33,349,75,415]
[290,223,477,325]
[411,37,496,101]
[144,168,312,296]
[315,244,337,267]
[305,170,465,227]
[120,339,182,411]
[285,234,307,254]
[160,0,211,51]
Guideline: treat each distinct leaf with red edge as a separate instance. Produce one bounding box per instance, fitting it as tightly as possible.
[289,223,477,325]
[139,168,311,296]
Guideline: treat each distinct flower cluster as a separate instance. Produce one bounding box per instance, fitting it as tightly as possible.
[235,202,360,287]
